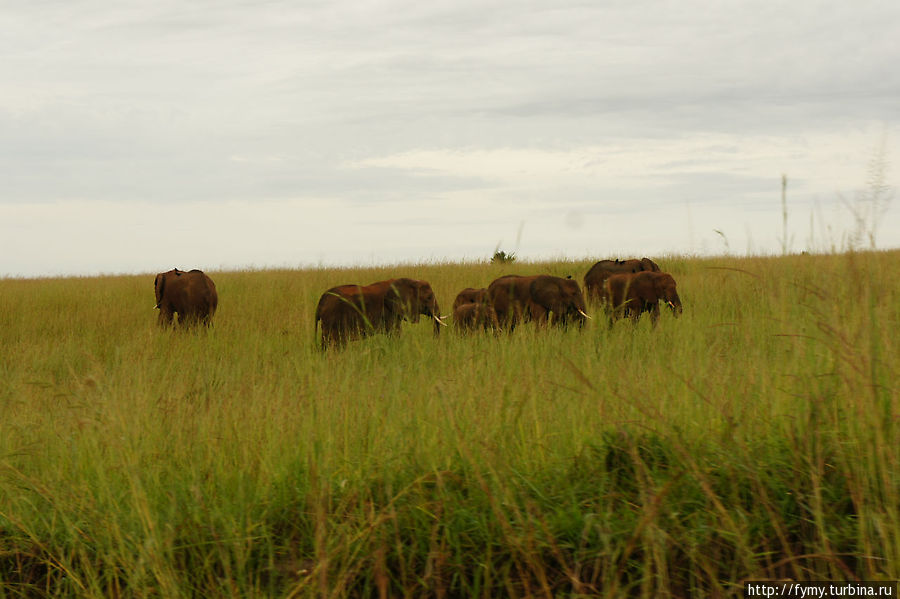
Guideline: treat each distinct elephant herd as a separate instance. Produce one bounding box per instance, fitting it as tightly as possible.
[445,258,683,340]
[152,258,683,349]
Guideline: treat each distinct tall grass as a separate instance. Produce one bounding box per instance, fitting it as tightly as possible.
[1,251,897,597]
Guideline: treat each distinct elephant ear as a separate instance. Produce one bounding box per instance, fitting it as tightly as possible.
[641,258,660,272]
[530,276,560,307]
[652,273,670,296]
[386,279,417,321]
[154,273,166,308]
[403,280,423,322]
[384,282,402,310]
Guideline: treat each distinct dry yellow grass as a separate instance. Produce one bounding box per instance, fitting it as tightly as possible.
[1,250,898,596]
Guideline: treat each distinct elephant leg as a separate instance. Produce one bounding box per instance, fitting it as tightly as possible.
[328,328,345,349]
[484,307,499,333]
[323,319,344,349]
[195,309,211,328]
[330,331,345,348]
[603,301,614,329]
[347,317,363,341]
[387,318,401,337]
[513,304,524,330]
[158,307,174,327]
[650,303,661,327]
[502,306,519,331]
[531,304,549,328]
[335,324,350,346]
[321,323,331,348]
[492,308,504,330]
[629,305,641,325]
[609,306,620,328]
[551,312,564,328]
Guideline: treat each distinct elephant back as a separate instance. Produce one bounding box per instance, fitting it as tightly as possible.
[584,258,660,301]
[154,268,217,327]
[452,287,488,311]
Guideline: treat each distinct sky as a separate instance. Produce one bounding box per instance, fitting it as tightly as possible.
[2,0,899,278]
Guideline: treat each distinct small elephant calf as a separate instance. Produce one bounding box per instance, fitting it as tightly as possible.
[452,287,489,312]
[453,302,499,333]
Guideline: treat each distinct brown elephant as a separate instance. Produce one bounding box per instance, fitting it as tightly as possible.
[604,271,682,327]
[584,257,660,304]
[314,278,446,349]
[452,287,488,312]
[486,275,542,330]
[531,275,590,328]
[487,274,590,330]
[453,302,499,333]
[452,287,498,332]
[154,268,218,327]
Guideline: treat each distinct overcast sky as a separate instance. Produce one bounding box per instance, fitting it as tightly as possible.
[2,0,899,277]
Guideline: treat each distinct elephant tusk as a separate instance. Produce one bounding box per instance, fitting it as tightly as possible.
[667,301,675,308]
[434,315,448,326]
[154,303,160,309]
[577,309,591,319]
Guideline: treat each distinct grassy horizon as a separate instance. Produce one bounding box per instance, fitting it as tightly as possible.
[1,250,898,597]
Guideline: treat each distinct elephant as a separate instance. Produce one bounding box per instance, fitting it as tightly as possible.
[314,278,446,349]
[452,287,488,312]
[604,271,682,327]
[530,275,590,328]
[453,302,499,333]
[487,274,590,330]
[584,258,660,304]
[452,287,497,332]
[154,268,218,327]
[486,275,542,330]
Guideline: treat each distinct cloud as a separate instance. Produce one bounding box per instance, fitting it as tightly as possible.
[1,1,899,276]
[349,130,886,203]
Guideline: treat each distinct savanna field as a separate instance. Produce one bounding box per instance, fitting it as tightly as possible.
[1,251,898,598]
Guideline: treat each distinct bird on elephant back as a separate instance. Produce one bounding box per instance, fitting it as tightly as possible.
[583,257,660,305]
[314,278,446,349]
[154,268,218,328]
[451,287,498,333]
[603,271,682,328]
[486,274,590,331]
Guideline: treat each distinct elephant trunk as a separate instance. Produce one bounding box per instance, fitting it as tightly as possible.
[561,302,589,329]
[431,302,445,336]
[575,308,589,328]
[666,294,683,317]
